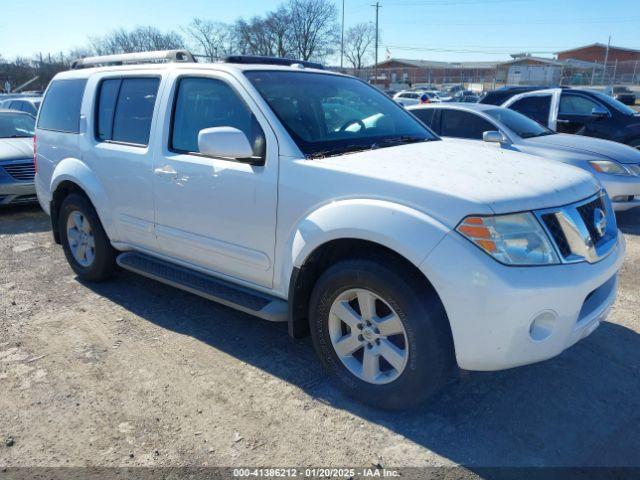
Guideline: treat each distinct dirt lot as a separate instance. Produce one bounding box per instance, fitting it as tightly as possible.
[0,205,639,472]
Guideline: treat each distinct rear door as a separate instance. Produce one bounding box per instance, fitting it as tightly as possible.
[502,89,560,130]
[88,74,162,250]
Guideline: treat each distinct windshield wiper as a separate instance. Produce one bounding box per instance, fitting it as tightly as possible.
[307,144,373,159]
[306,136,430,160]
[371,136,429,149]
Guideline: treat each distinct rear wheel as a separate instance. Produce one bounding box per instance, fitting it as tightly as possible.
[59,193,118,281]
[309,258,454,410]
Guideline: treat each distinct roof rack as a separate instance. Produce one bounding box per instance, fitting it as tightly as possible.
[224,55,324,70]
[71,50,196,70]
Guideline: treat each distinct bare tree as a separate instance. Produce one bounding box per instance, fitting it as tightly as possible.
[344,23,376,71]
[287,0,338,61]
[235,17,277,57]
[183,18,232,61]
[264,6,293,58]
[92,26,184,55]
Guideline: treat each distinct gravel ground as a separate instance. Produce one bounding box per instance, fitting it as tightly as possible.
[0,205,639,472]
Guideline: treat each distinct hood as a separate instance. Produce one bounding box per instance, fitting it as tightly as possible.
[312,139,600,226]
[524,133,640,164]
[0,138,33,162]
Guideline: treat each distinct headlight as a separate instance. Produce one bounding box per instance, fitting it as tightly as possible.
[589,160,632,176]
[457,213,559,265]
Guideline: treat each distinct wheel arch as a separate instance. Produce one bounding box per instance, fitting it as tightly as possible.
[49,158,113,244]
[284,199,451,338]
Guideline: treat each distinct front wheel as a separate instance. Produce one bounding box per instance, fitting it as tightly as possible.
[59,193,118,282]
[309,258,455,410]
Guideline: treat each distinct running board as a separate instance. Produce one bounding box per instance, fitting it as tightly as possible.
[116,252,287,322]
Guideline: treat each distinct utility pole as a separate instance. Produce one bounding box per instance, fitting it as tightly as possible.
[340,0,345,70]
[603,35,611,85]
[372,1,380,85]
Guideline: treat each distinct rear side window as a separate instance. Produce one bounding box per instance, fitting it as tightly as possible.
[96,77,160,146]
[38,79,87,133]
[411,108,436,128]
[559,94,602,116]
[440,109,494,140]
[508,95,551,126]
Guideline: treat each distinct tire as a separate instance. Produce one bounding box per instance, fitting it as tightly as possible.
[58,193,118,282]
[309,258,455,410]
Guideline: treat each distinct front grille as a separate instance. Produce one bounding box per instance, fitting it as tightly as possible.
[541,213,571,257]
[3,162,35,181]
[577,196,606,242]
[536,191,617,264]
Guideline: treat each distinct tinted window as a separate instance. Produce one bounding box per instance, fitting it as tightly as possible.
[592,91,637,116]
[171,77,265,158]
[96,79,122,141]
[20,102,37,116]
[246,71,435,156]
[485,107,553,139]
[8,101,21,111]
[559,94,601,116]
[0,112,35,138]
[439,109,494,140]
[110,78,159,146]
[38,79,87,132]
[508,95,551,125]
[411,108,437,128]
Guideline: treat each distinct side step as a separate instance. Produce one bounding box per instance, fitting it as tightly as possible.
[116,252,288,322]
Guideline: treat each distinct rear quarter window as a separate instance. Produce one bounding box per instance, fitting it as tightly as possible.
[38,79,87,133]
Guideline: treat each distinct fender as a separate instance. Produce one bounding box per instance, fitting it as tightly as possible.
[50,157,117,240]
[279,198,451,293]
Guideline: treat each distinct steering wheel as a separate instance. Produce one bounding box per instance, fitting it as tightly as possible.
[339,118,366,132]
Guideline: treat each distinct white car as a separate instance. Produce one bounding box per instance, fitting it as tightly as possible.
[408,103,640,211]
[35,51,625,409]
[393,89,440,106]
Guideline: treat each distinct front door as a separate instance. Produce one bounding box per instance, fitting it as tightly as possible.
[151,72,278,288]
[556,92,610,137]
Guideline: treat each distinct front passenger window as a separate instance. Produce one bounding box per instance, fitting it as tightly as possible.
[559,95,603,116]
[171,77,265,159]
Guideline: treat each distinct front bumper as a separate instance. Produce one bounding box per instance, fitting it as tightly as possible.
[420,229,625,371]
[0,168,36,205]
[598,174,640,211]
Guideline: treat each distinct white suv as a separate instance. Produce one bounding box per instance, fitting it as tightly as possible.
[35,51,625,409]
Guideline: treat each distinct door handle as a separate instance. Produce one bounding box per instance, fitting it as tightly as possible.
[154,166,178,179]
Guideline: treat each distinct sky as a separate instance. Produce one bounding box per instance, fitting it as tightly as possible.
[1,0,639,64]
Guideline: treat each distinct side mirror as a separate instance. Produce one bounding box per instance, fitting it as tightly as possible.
[483,130,507,144]
[197,127,255,160]
[591,106,609,118]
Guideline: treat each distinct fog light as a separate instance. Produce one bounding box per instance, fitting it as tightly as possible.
[612,195,634,202]
[529,311,557,342]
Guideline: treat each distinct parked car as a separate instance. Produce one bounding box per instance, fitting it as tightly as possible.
[408,103,640,211]
[498,88,640,150]
[453,92,481,103]
[603,86,637,106]
[393,89,440,106]
[36,51,624,410]
[0,109,37,205]
[2,97,42,116]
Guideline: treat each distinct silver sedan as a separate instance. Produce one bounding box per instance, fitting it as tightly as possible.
[408,103,640,211]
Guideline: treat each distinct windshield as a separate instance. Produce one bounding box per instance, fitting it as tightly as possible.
[591,91,637,116]
[244,71,437,157]
[485,107,554,139]
[0,112,35,138]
